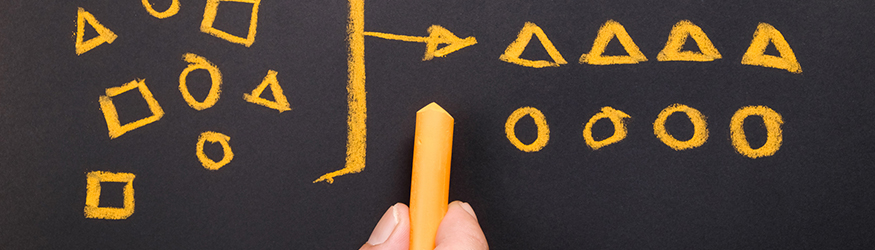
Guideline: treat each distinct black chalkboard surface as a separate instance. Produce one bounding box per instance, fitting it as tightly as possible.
[2,0,874,248]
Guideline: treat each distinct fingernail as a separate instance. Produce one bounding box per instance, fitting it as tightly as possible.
[458,202,478,221]
[366,204,400,245]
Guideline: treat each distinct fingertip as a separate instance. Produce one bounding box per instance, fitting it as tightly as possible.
[436,201,489,250]
[360,203,411,250]
[453,200,478,221]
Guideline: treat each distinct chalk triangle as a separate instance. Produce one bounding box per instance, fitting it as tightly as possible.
[579,20,647,65]
[75,7,117,55]
[243,70,291,112]
[741,23,801,74]
[423,25,477,61]
[499,22,568,68]
[657,20,722,62]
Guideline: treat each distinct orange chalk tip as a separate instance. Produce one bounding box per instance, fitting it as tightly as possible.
[410,102,454,250]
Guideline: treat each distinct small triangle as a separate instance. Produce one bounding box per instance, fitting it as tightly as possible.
[657,20,722,62]
[75,7,117,55]
[741,23,802,74]
[763,42,780,56]
[82,19,100,41]
[499,22,568,68]
[259,82,275,98]
[680,37,701,52]
[579,20,647,65]
[243,70,292,112]
[517,34,552,60]
[424,25,477,60]
[602,36,629,56]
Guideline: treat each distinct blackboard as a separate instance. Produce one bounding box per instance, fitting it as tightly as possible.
[2,0,874,248]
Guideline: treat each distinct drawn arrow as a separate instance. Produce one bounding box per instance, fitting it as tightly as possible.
[364,25,477,61]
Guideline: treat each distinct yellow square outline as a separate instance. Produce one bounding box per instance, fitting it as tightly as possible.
[200,0,261,47]
[99,79,164,139]
[84,171,135,220]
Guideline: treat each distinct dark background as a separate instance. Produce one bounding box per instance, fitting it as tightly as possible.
[2,0,874,248]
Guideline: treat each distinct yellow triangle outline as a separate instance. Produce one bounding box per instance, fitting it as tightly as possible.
[424,25,478,61]
[499,22,568,68]
[579,20,647,65]
[243,70,291,112]
[741,23,802,74]
[657,20,722,62]
[75,7,118,55]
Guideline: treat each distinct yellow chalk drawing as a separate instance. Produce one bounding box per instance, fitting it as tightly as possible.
[505,107,550,152]
[314,0,365,184]
[657,20,722,62]
[74,7,117,55]
[499,22,568,68]
[179,53,222,110]
[583,107,631,150]
[142,0,180,19]
[579,20,647,65]
[243,70,291,112]
[741,23,801,73]
[730,106,783,158]
[201,0,260,47]
[99,79,165,139]
[364,25,477,61]
[653,104,708,150]
[196,131,234,170]
[85,171,135,220]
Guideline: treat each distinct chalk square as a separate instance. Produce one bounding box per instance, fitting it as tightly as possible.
[84,171,135,220]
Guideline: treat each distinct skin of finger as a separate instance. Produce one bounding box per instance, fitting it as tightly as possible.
[435,201,489,250]
[360,203,411,250]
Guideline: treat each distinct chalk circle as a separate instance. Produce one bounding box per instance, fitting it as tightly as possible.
[179,53,223,111]
[142,0,180,19]
[196,131,234,170]
[653,104,709,150]
[730,105,783,158]
[505,107,550,152]
[583,106,630,150]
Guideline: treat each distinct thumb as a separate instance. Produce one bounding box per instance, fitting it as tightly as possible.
[435,201,489,250]
[360,203,410,250]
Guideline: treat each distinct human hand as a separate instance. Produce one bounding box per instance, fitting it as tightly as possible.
[360,201,488,250]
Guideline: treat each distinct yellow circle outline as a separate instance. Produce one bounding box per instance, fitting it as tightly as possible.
[196,131,234,170]
[653,104,709,150]
[730,105,784,158]
[142,0,180,19]
[505,107,550,152]
[583,106,631,150]
[179,53,223,110]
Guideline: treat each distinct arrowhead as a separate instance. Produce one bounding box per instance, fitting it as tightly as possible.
[423,25,477,61]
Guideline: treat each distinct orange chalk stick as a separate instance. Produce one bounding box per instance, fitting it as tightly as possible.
[409,102,454,250]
